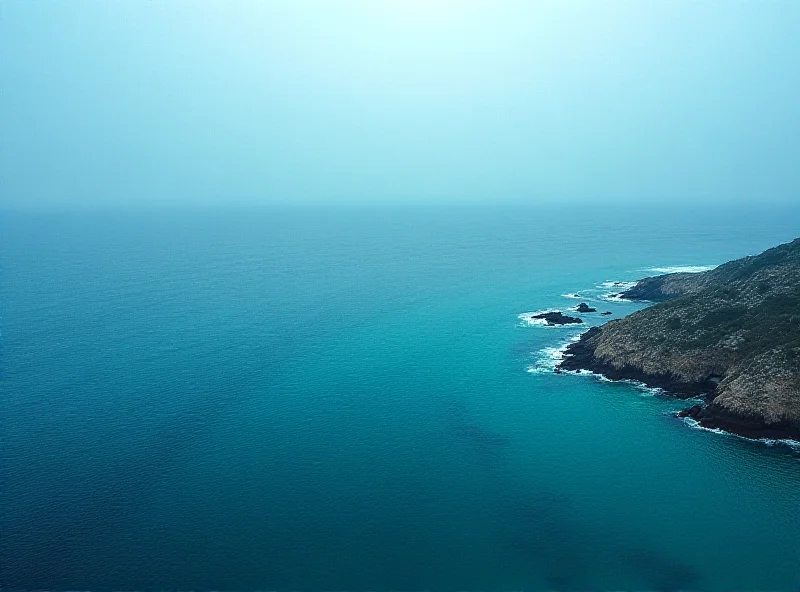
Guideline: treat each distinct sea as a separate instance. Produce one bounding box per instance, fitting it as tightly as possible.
[2,204,800,591]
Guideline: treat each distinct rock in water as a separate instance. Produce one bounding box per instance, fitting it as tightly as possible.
[532,311,583,326]
[677,405,703,419]
[576,302,597,313]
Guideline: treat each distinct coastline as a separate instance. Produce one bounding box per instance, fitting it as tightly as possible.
[558,327,718,399]
[557,320,800,444]
[523,240,800,448]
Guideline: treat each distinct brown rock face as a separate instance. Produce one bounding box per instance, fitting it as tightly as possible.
[559,238,800,440]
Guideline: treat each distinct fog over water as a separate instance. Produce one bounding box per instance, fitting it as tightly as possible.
[2,1,799,209]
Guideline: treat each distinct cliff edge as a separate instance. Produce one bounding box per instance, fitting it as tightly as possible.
[559,238,800,440]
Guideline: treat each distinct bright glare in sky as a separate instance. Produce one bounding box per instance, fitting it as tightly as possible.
[382,0,456,20]
[1,1,798,208]
[376,0,484,26]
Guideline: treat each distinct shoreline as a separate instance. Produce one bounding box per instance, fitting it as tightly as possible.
[681,416,800,450]
[557,328,800,443]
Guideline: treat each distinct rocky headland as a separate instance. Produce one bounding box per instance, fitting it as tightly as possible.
[559,238,800,441]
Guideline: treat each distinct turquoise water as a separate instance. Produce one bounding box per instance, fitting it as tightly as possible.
[2,205,800,591]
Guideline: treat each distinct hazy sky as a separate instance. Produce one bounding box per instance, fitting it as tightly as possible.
[2,1,799,208]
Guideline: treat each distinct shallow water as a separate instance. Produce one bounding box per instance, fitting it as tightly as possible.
[2,205,799,590]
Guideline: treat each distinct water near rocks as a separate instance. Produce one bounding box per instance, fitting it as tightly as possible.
[2,205,800,591]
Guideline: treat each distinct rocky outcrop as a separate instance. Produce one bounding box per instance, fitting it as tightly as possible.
[677,404,703,419]
[533,312,583,326]
[559,238,800,440]
[559,328,720,399]
[619,274,705,301]
[575,303,597,313]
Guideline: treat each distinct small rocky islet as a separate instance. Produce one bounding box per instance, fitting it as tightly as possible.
[532,311,583,326]
[529,303,602,326]
[558,238,800,441]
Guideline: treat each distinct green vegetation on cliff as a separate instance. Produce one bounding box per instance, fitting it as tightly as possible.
[560,238,800,439]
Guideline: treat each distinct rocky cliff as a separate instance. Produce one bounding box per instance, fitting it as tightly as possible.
[559,238,800,440]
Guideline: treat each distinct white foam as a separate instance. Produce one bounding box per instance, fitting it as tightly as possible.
[588,374,664,396]
[526,333,586,374]
[683,418,800,450]
[553,365,670,398]
[526,364,559,374]
[759,438,800,450]
[518,310,557,326]
[602,293,632,303]
[632,383,665,397]
[520,317,548,327]
[528,345,569,372]
[598,281,637,290]
[646,265,716,274]
[683,417,725,434]
[596,281,637,302]
[518,309,581,328]
[561,293,583,300]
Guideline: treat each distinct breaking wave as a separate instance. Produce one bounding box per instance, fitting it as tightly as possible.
[525,334,584,374]
[683,418,800,450]
[596,281,636,303]
[602,292,632,303]
[518,310,583,328]
[598,281,637,290]
[568,370,666,396]
[646,265,716,274]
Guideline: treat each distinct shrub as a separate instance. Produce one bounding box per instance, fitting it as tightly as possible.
[666,317,682,330]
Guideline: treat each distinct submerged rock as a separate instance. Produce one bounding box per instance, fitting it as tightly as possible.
[601,311,613,315]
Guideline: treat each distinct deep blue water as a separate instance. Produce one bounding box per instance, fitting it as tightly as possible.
[2,205,800,591]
